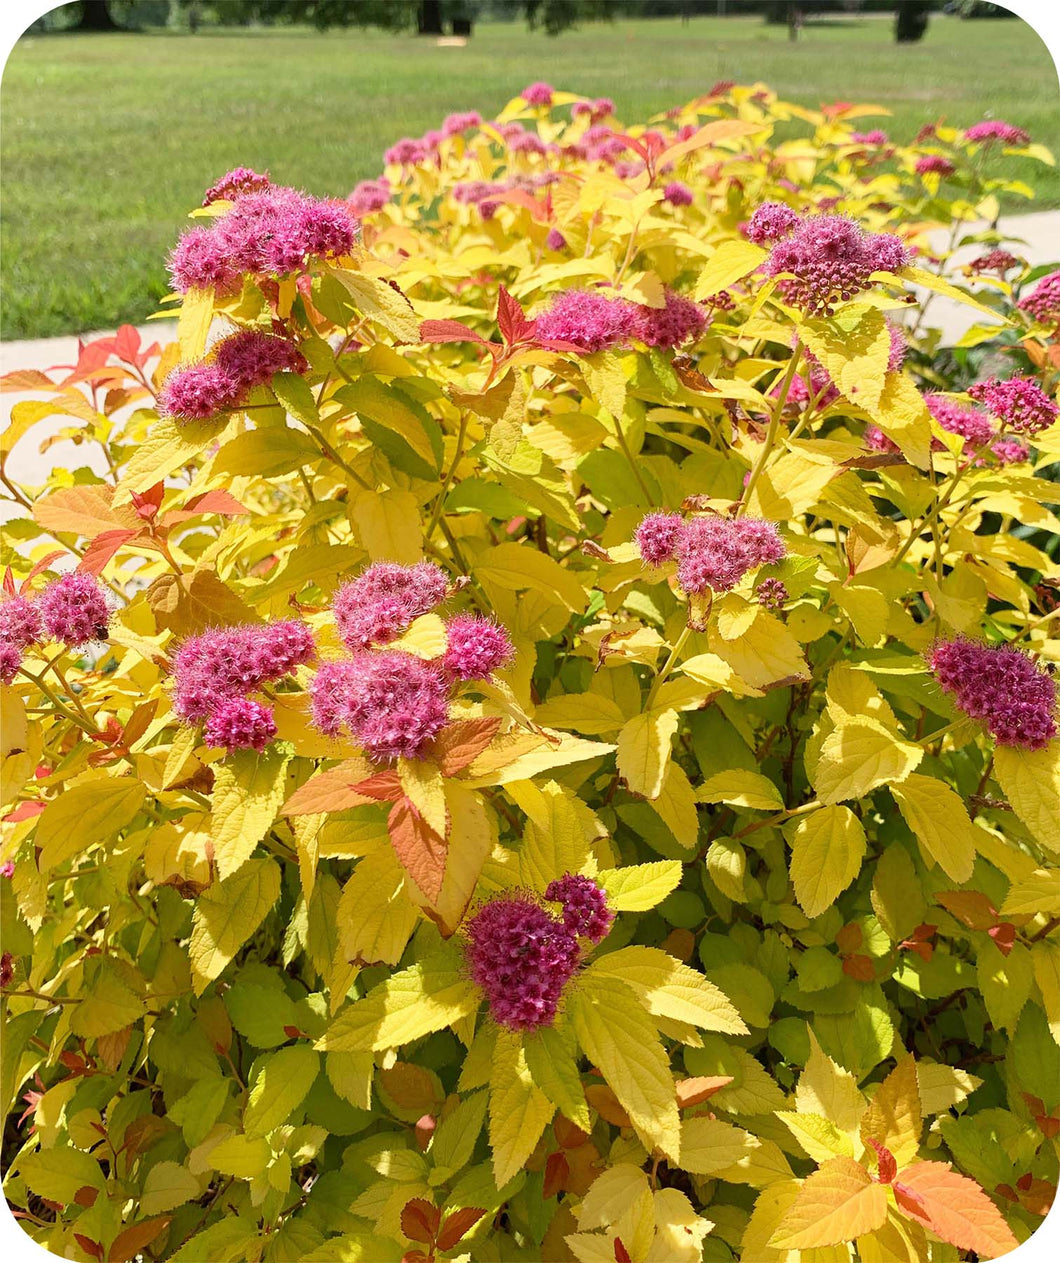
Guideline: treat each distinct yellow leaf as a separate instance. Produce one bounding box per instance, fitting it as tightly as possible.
[316,954,479,1052]
[588,946,747,1035]
[786,805,867,917]
[475,541,588,613]
[1000,867,1060,916]
[244,1045,320,1137]
[116,416,227,502]
[70,959,145,1038]
[190,858,282,995]
[900,266,999,319]
[332,269,420,342]
[535,692,626,735]
[489,1028,555,1188]
[832,584,891,647]
[569,974,680,1161]
[651,761,699,849]
[708,609,810,691]
[576,1163,651,1229]
[860,1055,922,1170]
[814,716,922,806]
[398,757,447,837]
[868,372,933,469]
[336,847,418,967]
[890,774,977,882]
[1032,939,1060,1047]
[776,1111,856,1164]
[799,307,893,412]
[463,728,614,787]
[617,709,678,799]
[769,1156,888,1248]
[210,748,289,882]
[178,285,214,360]
[524,1022,590,1131]
[350,487,423,565]
[510,780,592,891]
[36,777,146,871]
[597,861,682,912]
[391,612,448,659]
[796,1032,866,1136]
[698,769,784,811]
[916,1063,981,1115]
[694,239,768,300]
[678,652,763,698]
[993,743,1060,853]
[140,1161,200,1216]
[681,1117,792,1186]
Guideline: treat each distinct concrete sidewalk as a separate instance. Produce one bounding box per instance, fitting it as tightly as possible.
[2,210,1058,506]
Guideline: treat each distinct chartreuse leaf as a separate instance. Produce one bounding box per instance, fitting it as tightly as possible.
[489,1028,555,1188]
[1032,939,1060,1046]
[169,1217,260,1263]
[786,805,867,917]
[698,769,784,810]
[35,776,146,871]
[680,1116,792,1186]
[140,1160,201,1216]
[769,1156,888,1248]
[589,946,747,1035]
[244,1044,320,1136]
[208,1133,272,1179]
[70,957,145,1037]
[336,846,418,968]
[775,1112,855,1164]
[795,1032,866,1136]
[569,973,680,1161]
[430,1089,488,1181]
[316,950,479,1052]
[190,858,282,995]
[814,716,922,805]
[210,747,290,881]
[17,1147,105,1203]
[524,1020,590,1131]
[694,238,767,299]
[890,774,977,882]
[993,743,1060,853]
[596,861,681,911]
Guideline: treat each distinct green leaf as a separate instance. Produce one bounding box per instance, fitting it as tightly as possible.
[190,857,282,995]
[244,1044,320,1137]
[569,973,680,1161]
[169,1077,229,1148]
[272,370,321,426]
[225,981,300,1048]
[70,957,145,1038]
[17,1147,105,1204]
[208,1133,272,1179]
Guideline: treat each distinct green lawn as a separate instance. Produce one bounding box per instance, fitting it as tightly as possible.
[2,13,1058,339]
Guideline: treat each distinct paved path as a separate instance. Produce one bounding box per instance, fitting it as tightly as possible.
[2,211,1058,509]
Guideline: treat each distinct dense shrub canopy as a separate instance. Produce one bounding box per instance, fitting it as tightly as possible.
[2,81,1059,1263]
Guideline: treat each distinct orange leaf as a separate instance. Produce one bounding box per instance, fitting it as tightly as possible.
[80,529,139,575]
[400,1198,440,1245]
[935,890,997,931]
[436,1206,487,1251]
[675,1076,734,1109]
[893,1161,1019,1258]
[281,758,375,814]
[769,1156,889,1249]
[585,1083,632,1129]
[107,1217,171,1263]
[388,796,447,902]
[428,717,502,776]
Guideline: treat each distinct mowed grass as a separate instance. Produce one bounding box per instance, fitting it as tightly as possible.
[2,13,1058,339]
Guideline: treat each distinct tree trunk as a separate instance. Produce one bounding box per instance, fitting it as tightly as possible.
[895,2,930,43]
[76,0,121,29]
[417,0,444,35]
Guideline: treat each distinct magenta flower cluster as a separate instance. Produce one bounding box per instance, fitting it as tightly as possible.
[760,211,911,316]
[931,639,1056,750]
[745,201,802,245]
[1020,271,1060,324]
[636,511,786,595]
[349,179,391,218]
[169,182,356,293]
[202,167,271,207]
[967,249,1020,277]
[521,81,554,107]
[465,876,611,1030]
[964,120,1030,146]
[159,330,307,423]
[968,377,1058,436]
[915,155,956,178]
[534,287,707,353]
[866,393,1028,466]
[663,180,694,207]
[0,574,111,684]
[171,620,315,751]
[545,874,614,942]
[310,563,513,761]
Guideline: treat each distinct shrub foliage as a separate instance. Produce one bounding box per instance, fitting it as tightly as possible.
[2,82,1060,1263]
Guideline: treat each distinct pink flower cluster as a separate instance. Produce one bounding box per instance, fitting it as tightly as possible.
[310,563,513,761]
[964,120,1030,146]
[967,249,1020,277]
[761,212,911,316]
[968,377,1058,437]
[850,130,889,146]
[1,575,111,684]
[915,155,956,177]
[866,393,1029,466]
[349,178,391,217]
[745,201,802,245]
[171,620,315,751]
[663,180,694,207]
[169,184,356,293]
[202,167,271,207]
[443,110,482,136]
[521,81,554,107]
[545,874,613,942]
[545,227,567,251]
[1020,271,1060,324]
[534,287,707,353]
[635,511,785,595]
[571,97,614,122]
[159,330,307,423]
[931,639,1056,750]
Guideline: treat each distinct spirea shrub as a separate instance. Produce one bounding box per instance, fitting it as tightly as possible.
[1,81,1059,1263]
